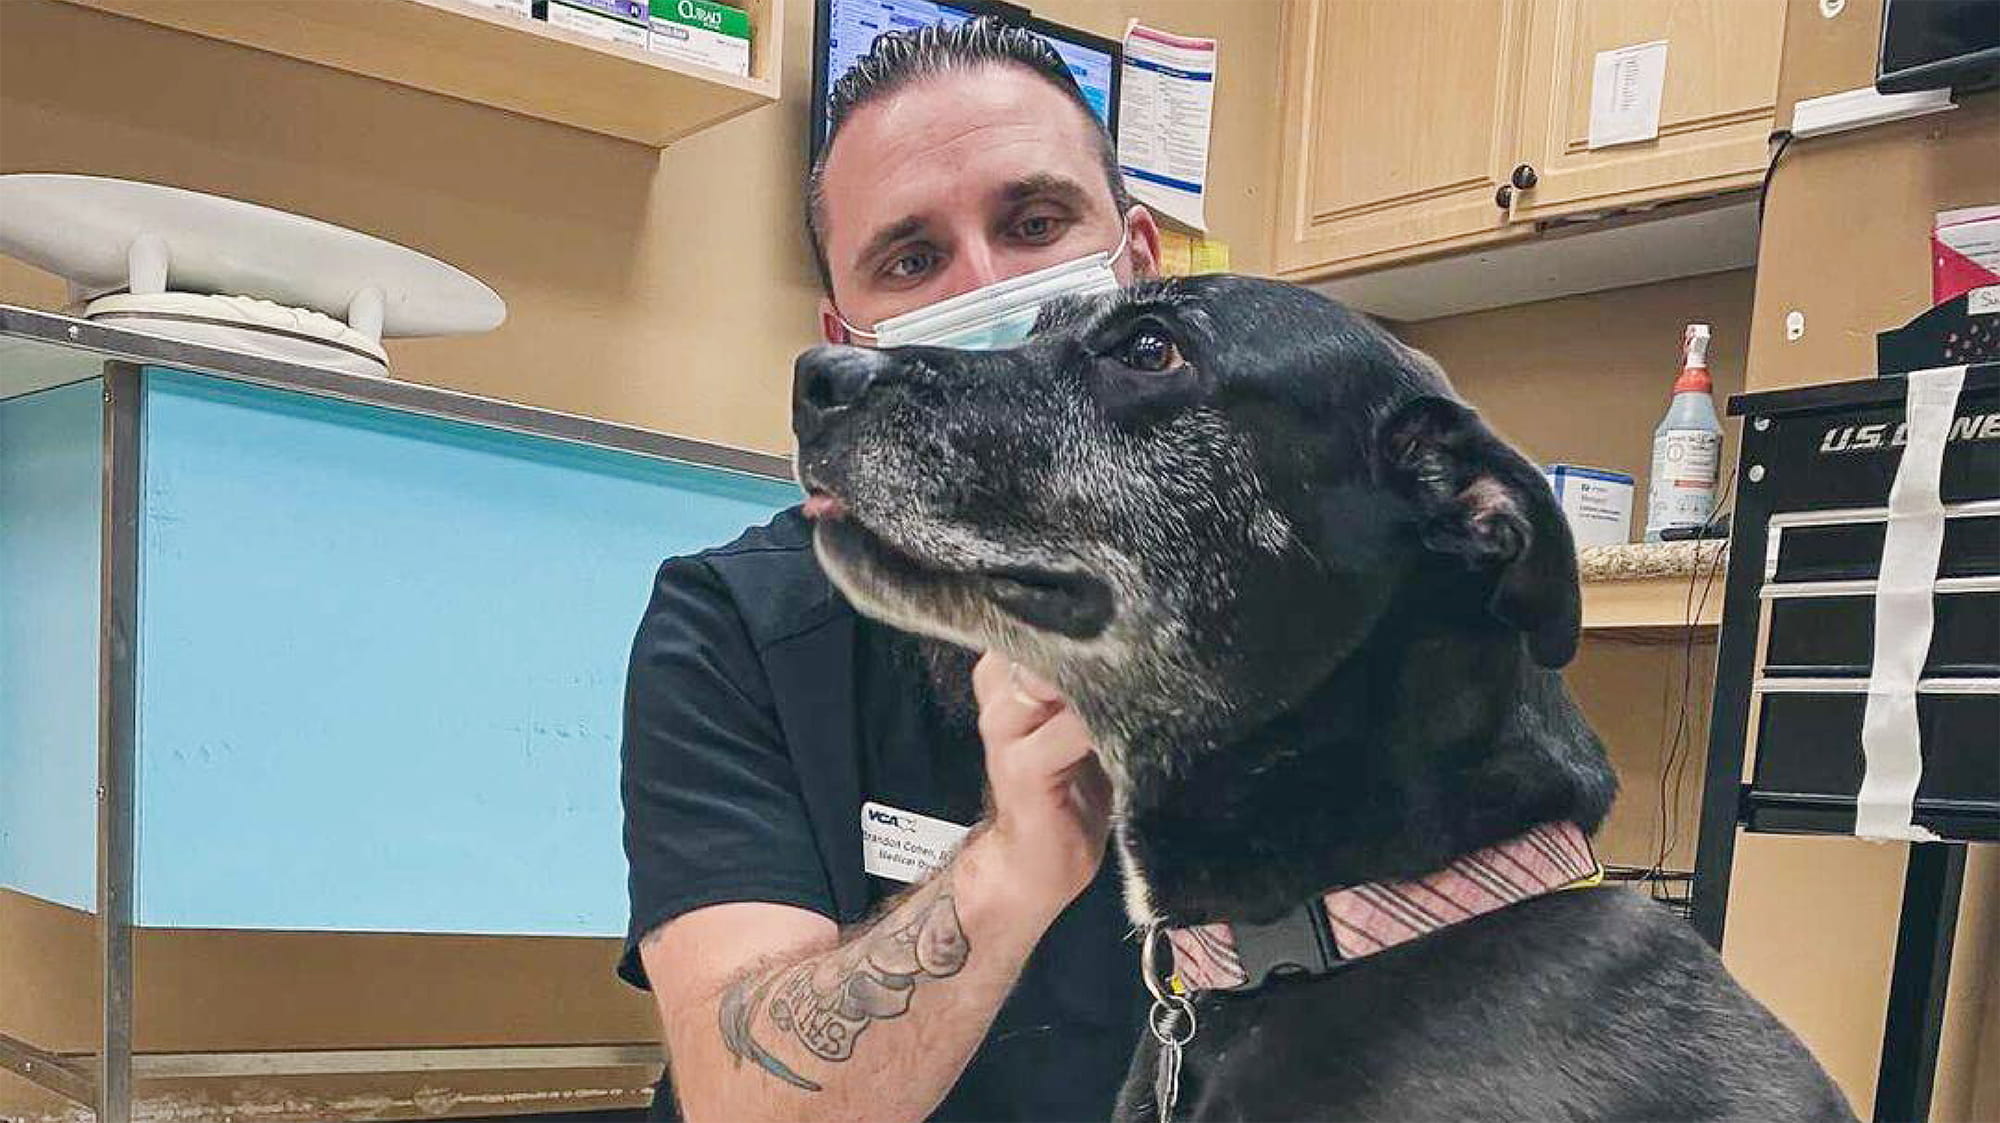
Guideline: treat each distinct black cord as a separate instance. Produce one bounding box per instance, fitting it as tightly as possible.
[1755,130,1795,226]
[1648,467,1736,882]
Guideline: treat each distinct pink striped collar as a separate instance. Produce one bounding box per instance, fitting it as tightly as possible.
[1163,822,1602,994]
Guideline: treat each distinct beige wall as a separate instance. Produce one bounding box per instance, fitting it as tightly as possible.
[0,0,1282,457]
[1749,0,1999,387]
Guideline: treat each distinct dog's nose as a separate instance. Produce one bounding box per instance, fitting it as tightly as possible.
[793,345,893,443]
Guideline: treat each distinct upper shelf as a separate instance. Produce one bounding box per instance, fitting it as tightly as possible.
[56,0,780,148]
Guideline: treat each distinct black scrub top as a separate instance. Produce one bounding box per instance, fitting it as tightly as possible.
[619,507,1145,1122]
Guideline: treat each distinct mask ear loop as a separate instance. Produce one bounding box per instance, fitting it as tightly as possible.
[829,311,881,346]
[828,217,1135,347]
[1104,216,1133,273]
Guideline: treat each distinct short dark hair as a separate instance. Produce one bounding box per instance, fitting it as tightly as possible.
[805,16,1133,296]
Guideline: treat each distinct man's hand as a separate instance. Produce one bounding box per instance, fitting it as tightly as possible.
[972,652,1113,912]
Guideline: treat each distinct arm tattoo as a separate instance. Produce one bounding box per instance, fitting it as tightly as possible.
[718,878,969,1092]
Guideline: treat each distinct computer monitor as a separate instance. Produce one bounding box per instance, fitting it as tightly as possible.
[1877,0,2000,94]
[809,0,1121,163]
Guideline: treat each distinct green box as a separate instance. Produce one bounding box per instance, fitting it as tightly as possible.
[649,0,749,39]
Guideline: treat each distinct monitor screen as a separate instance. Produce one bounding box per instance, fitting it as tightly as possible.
[813,0,1119,158]
[1878,0,2000,93]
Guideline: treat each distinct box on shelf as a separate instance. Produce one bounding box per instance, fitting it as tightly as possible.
[544,0,648,48]
[468,0,539,18]
[1544,464,1635,548]
[648,0,751,78]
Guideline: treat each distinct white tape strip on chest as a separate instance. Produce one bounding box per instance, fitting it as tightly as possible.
[1855,364,1967,842]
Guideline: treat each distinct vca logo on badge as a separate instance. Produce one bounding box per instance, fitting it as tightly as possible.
[1817,412,2000,454]
[867,806,914,832]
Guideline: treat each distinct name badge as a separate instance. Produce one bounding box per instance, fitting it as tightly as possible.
[861,801,970,884]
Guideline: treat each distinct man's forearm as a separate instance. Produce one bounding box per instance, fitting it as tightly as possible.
[674,828,1069,1122]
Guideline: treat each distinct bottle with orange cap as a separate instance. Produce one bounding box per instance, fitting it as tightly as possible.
[1643,324,1724,542]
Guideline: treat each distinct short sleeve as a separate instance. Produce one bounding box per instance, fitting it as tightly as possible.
[618,554,836,989]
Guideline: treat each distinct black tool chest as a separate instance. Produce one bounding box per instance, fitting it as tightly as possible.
[1689,362,1996,1123]
[1702,363,1998,848]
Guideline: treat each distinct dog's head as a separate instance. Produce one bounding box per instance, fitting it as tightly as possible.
[792,276,1579,768]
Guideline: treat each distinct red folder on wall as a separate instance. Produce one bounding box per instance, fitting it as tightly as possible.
[1934,206,2000,304]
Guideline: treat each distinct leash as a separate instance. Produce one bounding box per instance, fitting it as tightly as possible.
[1135,822,1604,1120]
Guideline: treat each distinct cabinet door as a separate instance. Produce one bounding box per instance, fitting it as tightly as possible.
[1509,0,1786,221]
[1272,0,1534,280]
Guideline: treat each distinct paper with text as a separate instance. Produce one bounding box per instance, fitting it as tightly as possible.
[1588,40,1668,150]
[1117,22,1218,231]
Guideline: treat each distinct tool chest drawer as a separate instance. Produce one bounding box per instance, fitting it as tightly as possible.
[1763,592,2000,677]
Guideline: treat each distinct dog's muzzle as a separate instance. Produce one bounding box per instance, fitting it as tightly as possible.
[793,344,895,447]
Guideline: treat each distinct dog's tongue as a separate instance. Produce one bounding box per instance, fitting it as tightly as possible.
[802,492,848,520]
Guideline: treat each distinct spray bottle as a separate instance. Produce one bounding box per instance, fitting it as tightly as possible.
[1643,324,1724,542]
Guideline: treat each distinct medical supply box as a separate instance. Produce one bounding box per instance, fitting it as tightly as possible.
[648,0,752,78]
[545,0,648,47]
[1543,464,1635,548]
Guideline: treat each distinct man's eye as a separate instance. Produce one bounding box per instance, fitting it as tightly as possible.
[884,250,936,281]
[1013,214,1063,243]
[1118,329,1183,373]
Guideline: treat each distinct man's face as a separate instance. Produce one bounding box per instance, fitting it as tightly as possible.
[816,64,1160,343]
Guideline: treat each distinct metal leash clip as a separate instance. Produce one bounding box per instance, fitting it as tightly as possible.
[1141,923,1198,1123]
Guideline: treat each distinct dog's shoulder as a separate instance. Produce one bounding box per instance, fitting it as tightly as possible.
[1501,888,1855,1118]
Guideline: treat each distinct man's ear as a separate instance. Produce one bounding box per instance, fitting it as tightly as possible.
[819,296,850,345]
[1123,205,1163,281]
[1375,395,1581,668]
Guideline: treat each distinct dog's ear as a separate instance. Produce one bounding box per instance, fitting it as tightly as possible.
[1375,396,1581,668]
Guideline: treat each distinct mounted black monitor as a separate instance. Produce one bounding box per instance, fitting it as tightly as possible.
[809,0,1121,165]
[1877,0,2000,94]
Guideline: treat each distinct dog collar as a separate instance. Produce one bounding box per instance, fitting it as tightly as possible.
[1161,822,1602,995]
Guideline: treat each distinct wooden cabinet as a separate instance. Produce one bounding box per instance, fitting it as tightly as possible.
[1509,0,1787,220]
[1272,0,1534,276]
[1273,0,1786,282]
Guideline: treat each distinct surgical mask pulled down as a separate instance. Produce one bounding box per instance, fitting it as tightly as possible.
[838,224,1130,350]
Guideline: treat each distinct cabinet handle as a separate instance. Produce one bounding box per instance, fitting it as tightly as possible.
[1511,163,1538,190]
[1495,184,1514,210]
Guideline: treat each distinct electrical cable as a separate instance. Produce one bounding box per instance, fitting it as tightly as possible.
[1755,130,1795,226]
[1647,466,1737,888]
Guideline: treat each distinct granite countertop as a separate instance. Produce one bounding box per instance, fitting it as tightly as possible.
[1577,539,1728,583]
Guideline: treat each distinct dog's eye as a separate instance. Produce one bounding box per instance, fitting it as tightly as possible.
[1118,328,1183,373]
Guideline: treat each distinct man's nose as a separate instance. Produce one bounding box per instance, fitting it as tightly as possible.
[793,344,896,443]
[951,241,1004,292]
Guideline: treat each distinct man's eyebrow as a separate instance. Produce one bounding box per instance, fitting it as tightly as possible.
[997,174,1092,209]
[854,216,929,273]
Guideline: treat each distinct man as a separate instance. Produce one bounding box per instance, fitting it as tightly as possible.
[618,17,1165,1123]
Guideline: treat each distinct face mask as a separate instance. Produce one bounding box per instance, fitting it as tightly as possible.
[838,223,1130,350]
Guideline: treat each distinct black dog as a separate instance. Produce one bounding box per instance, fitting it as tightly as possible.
[791,276,1852,1121]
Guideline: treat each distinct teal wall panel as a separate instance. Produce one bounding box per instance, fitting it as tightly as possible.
[0,380,102,912]
[135,368,794,934]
